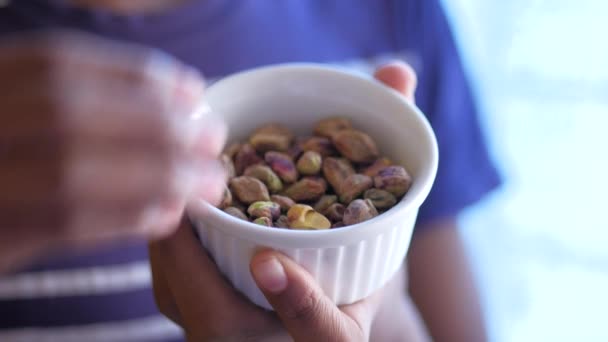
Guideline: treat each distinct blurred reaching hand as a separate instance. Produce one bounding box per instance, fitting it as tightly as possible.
[0,31,227,272]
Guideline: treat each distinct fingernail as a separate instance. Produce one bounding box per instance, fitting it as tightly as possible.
[145,51,181,92]
[173,159,226,202]
[252,257,288,294]
[193,114,228,157]
[140,204,166,235]
[190,101,212,121]
[180,67,206,103]
[173,68,206,121]
[172,163,198,197]
[172,116,204,150]
[191,161,227,205]
[171,112,228,156]
[140,203,183,239]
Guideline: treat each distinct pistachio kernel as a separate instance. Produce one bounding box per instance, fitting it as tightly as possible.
[229,176,270,204]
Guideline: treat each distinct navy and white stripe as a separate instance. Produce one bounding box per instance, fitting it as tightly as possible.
[0,242,184,341]
[0,316,182,342]
[0,261,151,299]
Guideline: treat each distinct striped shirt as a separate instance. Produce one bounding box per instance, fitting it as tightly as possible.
[0,241,183,341]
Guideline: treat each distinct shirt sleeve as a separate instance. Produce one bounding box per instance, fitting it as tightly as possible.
[397,0,502,228]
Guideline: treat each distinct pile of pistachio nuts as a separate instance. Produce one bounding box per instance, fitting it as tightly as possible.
[218,117,412,230]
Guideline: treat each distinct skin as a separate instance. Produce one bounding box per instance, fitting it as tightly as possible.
[408,219,488,342]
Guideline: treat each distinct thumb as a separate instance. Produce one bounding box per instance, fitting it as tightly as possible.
[250,250,365,342]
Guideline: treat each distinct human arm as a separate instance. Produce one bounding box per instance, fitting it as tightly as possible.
[408,219,488,342]
[395,0,501,340]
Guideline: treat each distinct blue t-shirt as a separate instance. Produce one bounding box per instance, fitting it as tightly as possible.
[0,0,500,340]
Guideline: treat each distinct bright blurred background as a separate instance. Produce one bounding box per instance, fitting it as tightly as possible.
[441,0,608,341]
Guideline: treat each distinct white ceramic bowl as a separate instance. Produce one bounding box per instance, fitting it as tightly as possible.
[189,63,438,310]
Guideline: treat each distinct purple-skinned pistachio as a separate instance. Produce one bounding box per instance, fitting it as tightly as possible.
[252,216,273,227]
[275,215,290,228]
[286,140,304,160]
[373,166,412,197]
[331,221,345,229]
[343,199,378,225]
[265,151,298,183]
[300,136,337,157]
[361,157,393,177]
[324,203,346,222]
[234,143,263,175]
[247,201,281,220]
